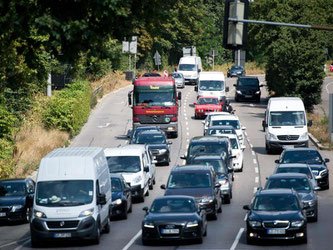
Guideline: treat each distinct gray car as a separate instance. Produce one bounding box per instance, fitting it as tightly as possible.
[171,72,185,88]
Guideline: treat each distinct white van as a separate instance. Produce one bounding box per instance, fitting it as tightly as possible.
[263,97,311,153]
[196,72,228,102]
[177,56,202,85]
[30,147,111,246]
[104,144,152,202]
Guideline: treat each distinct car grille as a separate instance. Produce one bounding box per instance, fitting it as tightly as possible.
[0,207,9,212]
[150,149,160,155]
[46,220,79,229]
[277,135,299,141]
[138,115,169,124]
[262,220,290,229]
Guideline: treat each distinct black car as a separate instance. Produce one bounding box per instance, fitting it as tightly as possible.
[0,178,35,222]
[227,65,245,78]
[243,189,307,244]
[276,148,330,189]
[204,125,236,137]
[110,174,132,219]
[161,165,222,219]
[181,136,234,169]
[128,126,161,144]
[134,130,171,165]
[190,155,234,204]
[142,195,207,245]
[234,76,263,102]
[264,173,319,222]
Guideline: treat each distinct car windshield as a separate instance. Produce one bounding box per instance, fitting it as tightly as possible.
[231,66,243,71]
[107,156,141,173]
[178,64,196,71]
[266,177,311,191]
[167,173,212,188]
[191,159,227,175]
[134,91,176,106]
[151,198,197,213]
[111,178,122,192]
[253,195,300,211]
[211,120,240,129]
[276,167,312,179]
[132,128,159,141]
[269,111,306,126]
[136,134,166,144]
[197,98,219,105]
[36,180,93,206]
[188,142,228,158]
[0,182,26,197]
[172,73,183,79]
[208,128,235,135]
[199,81,224,91]
[230,138,239,149]
[282,150,323,164]
[238,78,259,87]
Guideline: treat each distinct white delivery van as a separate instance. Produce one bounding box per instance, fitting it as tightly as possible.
[196,72,229,102]
[104,145,151,202]
[30,147,111,246]
[177,56,202,85]
[263,97,311,153]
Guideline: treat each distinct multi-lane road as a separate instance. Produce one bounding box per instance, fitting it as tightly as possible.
[1,75,332,250]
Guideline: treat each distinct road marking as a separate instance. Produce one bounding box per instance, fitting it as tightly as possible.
[186,132,189,136]
[250,143,253,148]
[186,127,189,131]
[255,177,259,183]
[255,167,258,173]
[186,139,190,142]
[247,138,250,142]
[97,123,111,128]
[253,187,257,193]
[185,117,188,120]
[122,230,142,250]
[125,141,128,144]
[186,121,188,125]
[253,158,257,165]
[0,238,30,249]
[230,228,244,250]
[325,81,333,94]
[252,150,255,156]
[186,144,189,149]
[183,160,186,165]
[244,132,248,136]
[14,239,31,250]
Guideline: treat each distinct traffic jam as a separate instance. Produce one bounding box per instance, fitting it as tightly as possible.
[0,51,330,249]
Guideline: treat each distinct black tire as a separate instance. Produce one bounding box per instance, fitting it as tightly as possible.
[217,203,222,213]
[142,238,150,246]
[122,207,128,220]
[139,192,145,203]
[173,132,178,138]
[103,217,110,233]
[265,143,272,154]
[210,206,218,220]
[25,207,31,223]
[92,222,101,245]
[256,97,260,103]
[311,207,318,222]
[149,179,153,190]
[203,226,207,236]
[153,178,156,185]
[223,195,231,204]
[128,199,132,213]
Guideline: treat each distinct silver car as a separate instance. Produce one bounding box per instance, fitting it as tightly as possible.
[171,72,185,88]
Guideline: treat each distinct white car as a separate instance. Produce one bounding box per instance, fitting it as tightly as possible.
[202,112,232,134]
[223,134,245,171]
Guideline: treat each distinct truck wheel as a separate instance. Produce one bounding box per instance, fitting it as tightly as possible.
[92,222,101,245]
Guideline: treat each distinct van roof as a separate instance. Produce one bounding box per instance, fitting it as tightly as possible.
[268,97,305,111]
[45,147,104,159]
[104,145,146,157]
[210,115,238,121]
[199,72,225,81]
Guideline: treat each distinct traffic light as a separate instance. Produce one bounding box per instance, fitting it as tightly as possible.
[223,0,249,50]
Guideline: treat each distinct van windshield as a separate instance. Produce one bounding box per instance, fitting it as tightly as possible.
[36,180,93,207]
[199,81,224,91]
[178,64,196,71]
[106,156,141,173]
[269,111,306,126]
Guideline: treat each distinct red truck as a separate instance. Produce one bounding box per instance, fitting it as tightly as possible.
[128,77,181,138]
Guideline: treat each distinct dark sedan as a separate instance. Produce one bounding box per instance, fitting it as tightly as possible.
[234,76,263,102]
[142,196,207,245]
[243,189,307,244]
[0,178,35,223]
[111,174,132,219]
[135,130,171,165]
[128,126,161,144]
[264,173,319,222]
[276,148,330,189]
[227,65,245,78]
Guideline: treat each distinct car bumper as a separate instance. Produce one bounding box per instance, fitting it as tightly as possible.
[236,92,260,100]
[0,209,27,221]
[246,225,306,241]
[198,202,215,215]
[151,152,169,164]
[129,184,144,198]
[184,78,198,85]
[142,225,202,241]
[111,202,127,217]
[314,174,329,188]
[267,140,308,150]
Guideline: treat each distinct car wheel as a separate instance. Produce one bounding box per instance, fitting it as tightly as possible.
[142,238,150,246]
[92,222,101,245]
[139,192,145,203]
[265,142,272,154]
[149,179,153,190]
[324,180,329,190]
[128,199,132,213]
[25,207,31,223]
[196,235,203,244]
[31,233,42,248]
[311,207,318,222]
[223,195,231,204]
[217,203,222,213]
[145,190,149,196]
[210,206,218,220]
[122,207,128,220]
[203,226,207,236]
[103,217,110,233]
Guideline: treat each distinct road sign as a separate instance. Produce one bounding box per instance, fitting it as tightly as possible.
[154,51,161,66]
[130,41,137,54]
[122,41,129,53]
[164,70,168,77]
[210,50,218,56]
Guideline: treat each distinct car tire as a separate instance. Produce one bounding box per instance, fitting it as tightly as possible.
[128,200,132,213]
[223,195,231,204]
[149,179,153,190]
[103,217,110,233]
[139,191,145,203]
[196,236,203,244]
[265,142,272,154]
[256,97,260,103]
[92,222,101,245]
[142,238,150,246]
[210,206,218,220]
[311,207,318,222]
[25,207,31,223]
[153,178,156,185]
[31,234,42,248]
[122,207,128,220]
[246,234,256,245]
[203,226,207,236]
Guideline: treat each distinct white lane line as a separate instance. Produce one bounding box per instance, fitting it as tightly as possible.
[230,228,244,250]
[255,167,258,173]
[122,230,142,250]
[253,187,257,193]
[0,238,30,249]
[255,177,259,183]
[185,117,188,120]
[186,132,189,136]
[14,239,31,250]
[125,141,128,144]
[247,138,250,142]
[186,121,188,125]
[186,127,189,131]
[186,144,189,149]
[183,160,187,165]
[244,213,247,221]
[244,132,248,136]
[186,139,190,142]
[252,150,255,156]
[253,159,257,165]
[250,143,253,148]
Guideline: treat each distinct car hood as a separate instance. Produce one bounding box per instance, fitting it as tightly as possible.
[237,85,259,91]
[308,164,326,171]
[145,212,199,224]
[250,210,302,221]
[297,191,315,202]
[165,187,213,198]
[112,192,122,201]
[267,125,307,135]
[0,196,26,206]
[195,104,221,109]
[148,144,168,150]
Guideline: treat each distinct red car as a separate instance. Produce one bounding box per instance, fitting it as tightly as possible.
[194,97,222,119]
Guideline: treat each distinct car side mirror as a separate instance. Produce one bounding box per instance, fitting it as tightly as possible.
[243,205,250,210]
[194,86,198,92]
[198,69,201,73]
[242,126,246,130]
[308,119,312,127]
[128,92,132,106]
[193,102,196,105]
[241,145,246,150]
[160,184,166,190]
[178,91,182,100]
[226,86,229,92]
[233,84,236,87]
[152,160,158,164]
[144,166,150,172]
[314,186,321,191]
[180,154,187,160]
[229,155,236,159]
[97,193,107,205]
[167,141,172,145]
[325,158,330,163]
[143,206,149,214]
[275,159,280,164]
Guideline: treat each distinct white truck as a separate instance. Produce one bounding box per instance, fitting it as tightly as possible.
[263,97,312,153]
[177,56,202,85]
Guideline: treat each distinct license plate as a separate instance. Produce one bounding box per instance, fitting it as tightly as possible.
[283,145,294,149]
[0,212,6,217]
[54,233,71,238]
[267,229,285,235]
[245,95,252,98]
[161,229,179,234]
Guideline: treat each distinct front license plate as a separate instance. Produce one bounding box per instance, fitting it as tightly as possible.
[267,229,285,235]
[0,212,6,217]
[161,229,179,234]
[245,95,252,98]
[283,145,294,149]
[54,233,71,238]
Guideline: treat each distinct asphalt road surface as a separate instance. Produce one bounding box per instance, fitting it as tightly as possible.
[1,75,332,250]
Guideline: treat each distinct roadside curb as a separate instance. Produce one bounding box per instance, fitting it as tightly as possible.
[309,133,331,151]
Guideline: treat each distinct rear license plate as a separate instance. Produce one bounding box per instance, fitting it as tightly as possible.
[161,229,179,234]
[267,229,285,235]
[0,212,6,217]
[54,233,71,238]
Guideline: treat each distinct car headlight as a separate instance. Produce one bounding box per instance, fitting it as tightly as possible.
[238,135,243,140]
[186,220,199,228]
[200,196,214,204]
[255,91,261,94]
[303,200,315,207]
[236,90,242,94]
[159,149,167,154]
[79,208,94,217]
[267,132,278,140]
[34,210,47,218]
[299,132,308,140]
[11,205,24,212]
[133,175,142,184]
[143,221,155,228]
[219,179,229,186]
[248,220,261,228]
[112,199,122,206]
[291,220,305,228]
[320,169,328,176]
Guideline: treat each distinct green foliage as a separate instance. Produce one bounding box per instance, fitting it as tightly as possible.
[42,81,91,136]
[0,138,16,178]
[0,104,18,138]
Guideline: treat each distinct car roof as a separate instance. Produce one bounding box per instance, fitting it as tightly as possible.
[0,178,29,183]
[172,164,214,173]
[257,188,297,196]
[237,76,258,80]
[192,155,223,160]
[268,173,309,179]
[208,125,235,130]
[283,148,318,153]
[190,136,229,143]
[104,145,146,156]
[277,163,310,168]
[210,115,239,121]
[154,195,195,201]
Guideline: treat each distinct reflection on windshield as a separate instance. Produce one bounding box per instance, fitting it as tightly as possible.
[36,180,93,206]
[266,178,311,191]
[167,173,211,188]
[134,91,175,106]
[111,178,122,192]
[136,134,166,144]
[107,156,141,173]
[199,81,224,91]
[269,111,306,126]
[211,120,240,129]
[238,78,259,87]
[189,143,227,158]
[198,98,219,105]
[282,150,322,164]
[253,195,300,211]
[192,160,227,174]
[178,64,196,71]
[151,198,196,213]
[0,182,26,197]
[208,128,235,135]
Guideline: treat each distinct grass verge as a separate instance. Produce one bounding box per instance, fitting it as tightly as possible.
[307,112,332,149]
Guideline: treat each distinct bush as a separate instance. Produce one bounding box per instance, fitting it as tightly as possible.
[0,138,16,178]
[42,81,91,136]
[0,104,18,138]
